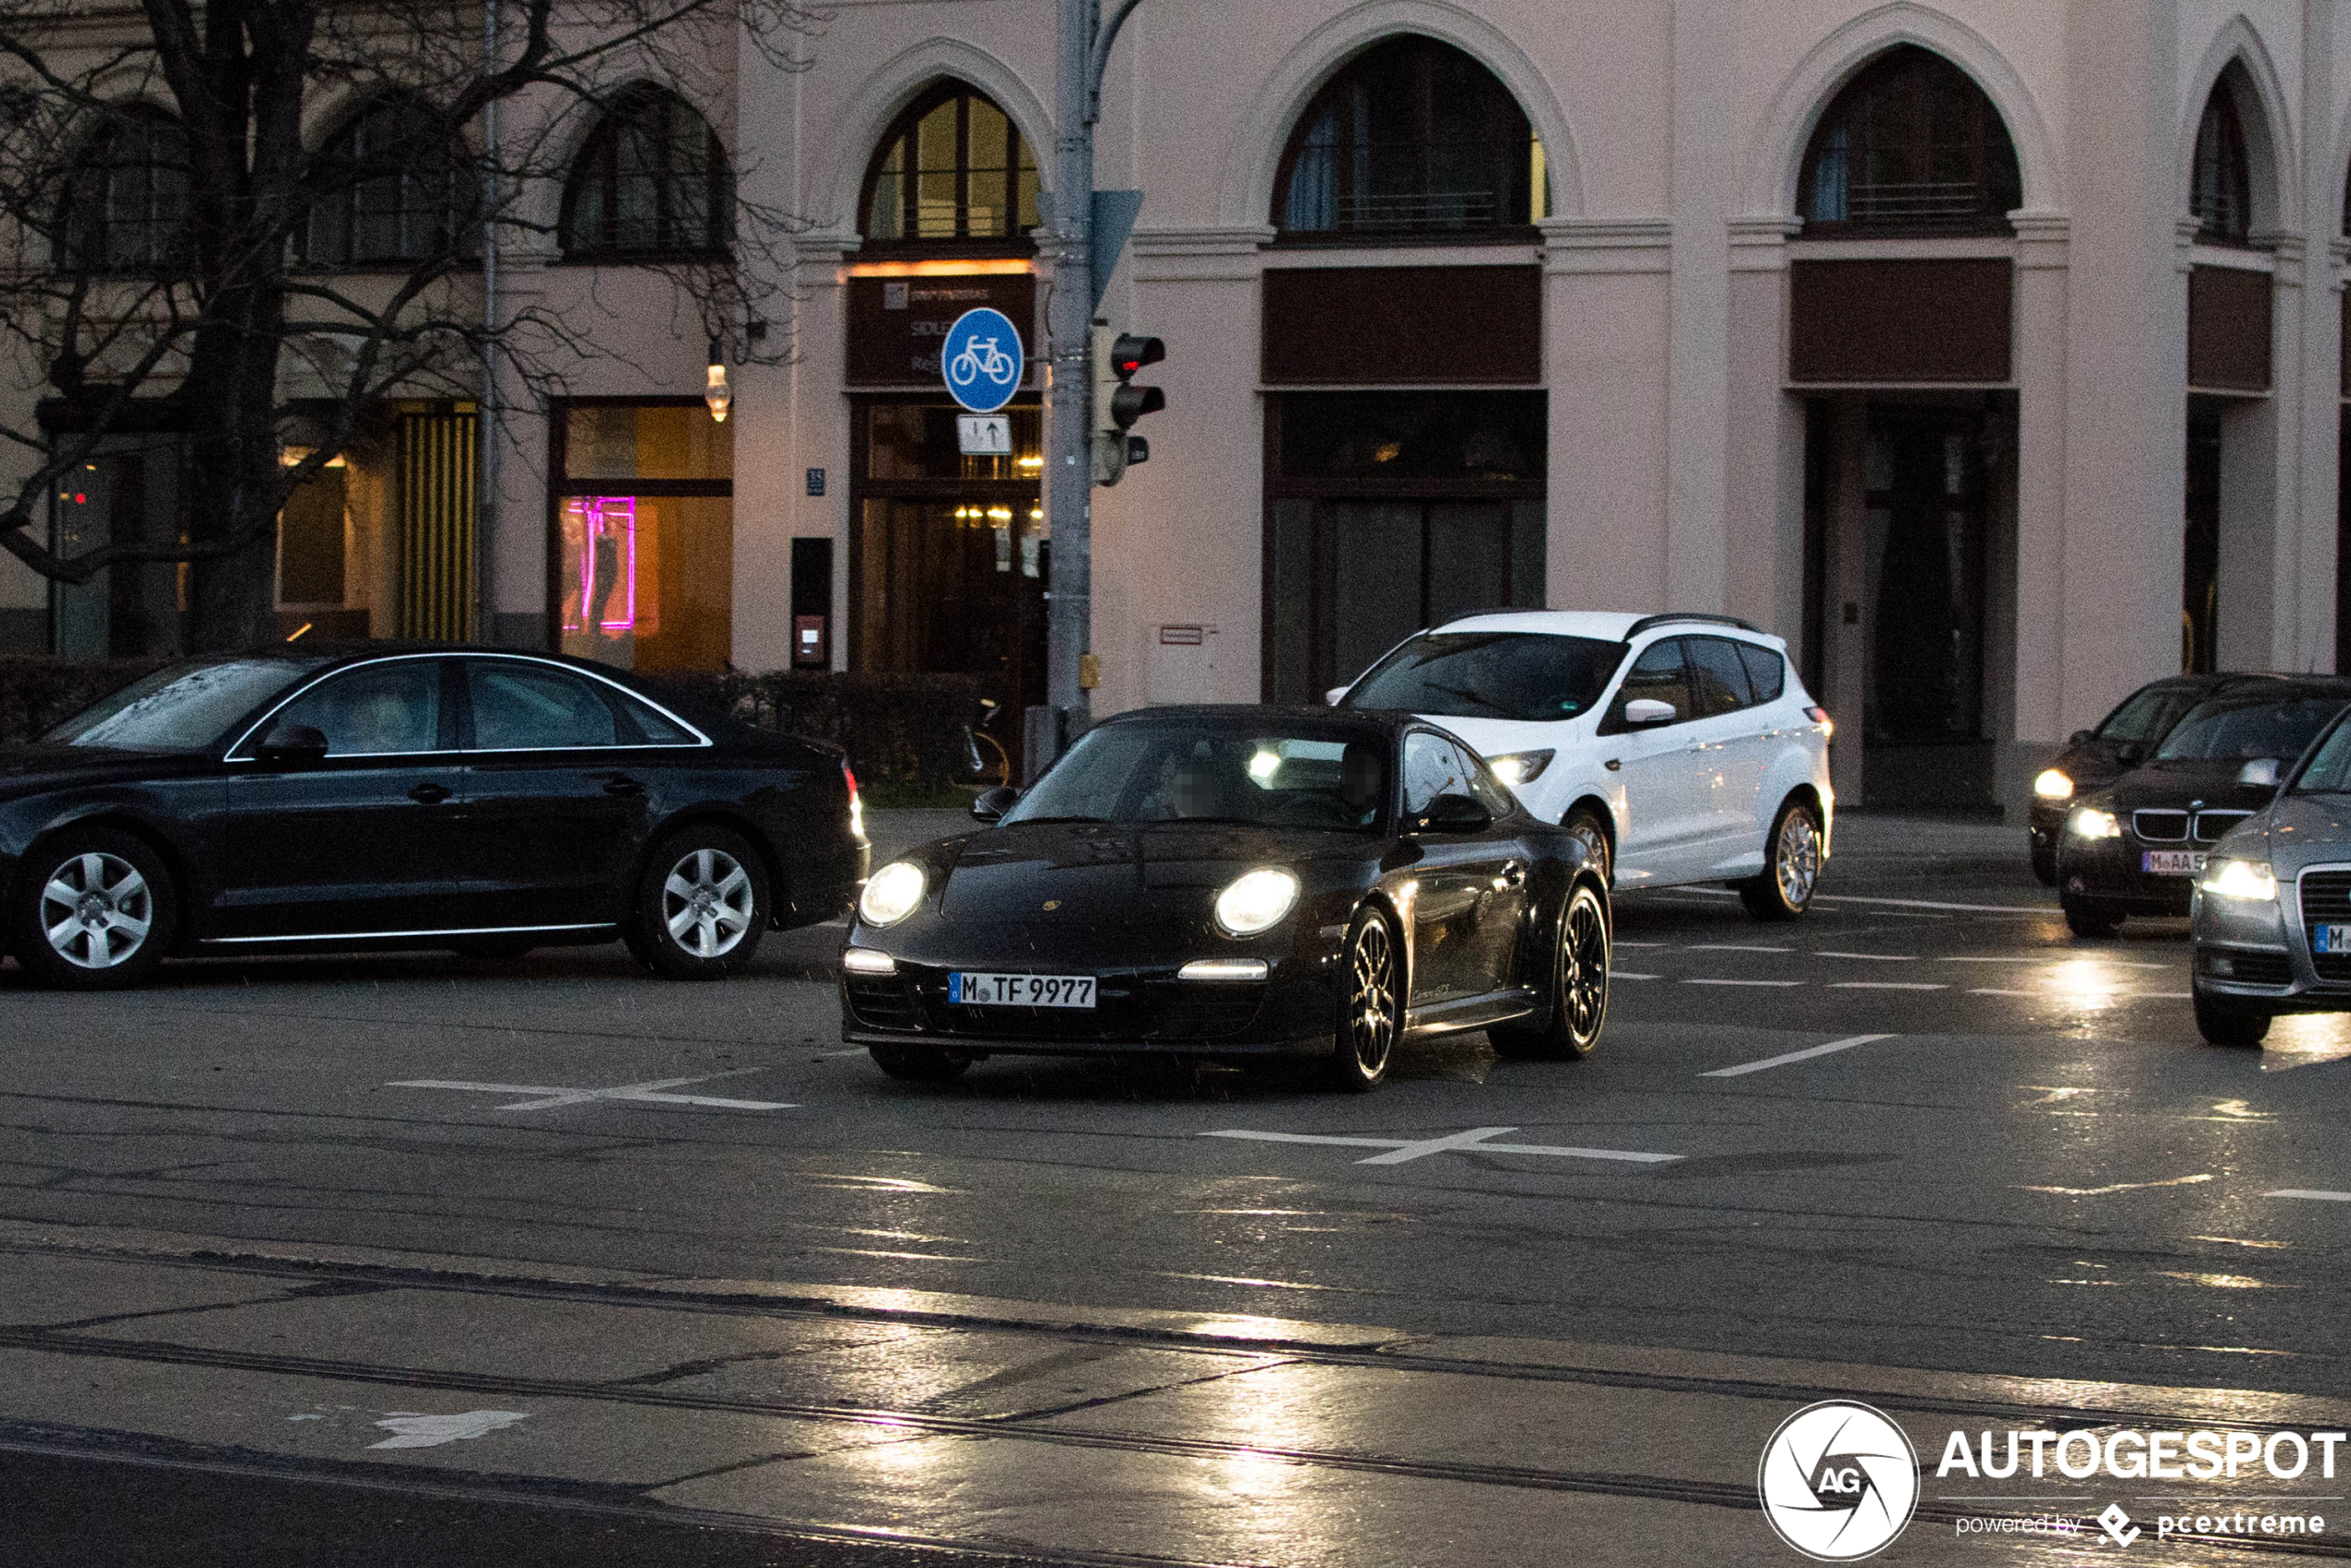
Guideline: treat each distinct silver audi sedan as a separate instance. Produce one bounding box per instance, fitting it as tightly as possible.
[2189,708,2351,1046]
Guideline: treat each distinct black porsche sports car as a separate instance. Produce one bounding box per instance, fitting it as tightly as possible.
[838,705,1611,1090]
[1,647,866,988]
[2056,677,2351,935]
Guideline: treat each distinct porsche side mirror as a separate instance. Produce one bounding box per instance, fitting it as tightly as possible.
[1415,792,1491,835]
[1325,686,1350,707]
[2236,757,2280,790]
[256,722,329,765]
[971,785,1019,822]
[1625,698,1677,728]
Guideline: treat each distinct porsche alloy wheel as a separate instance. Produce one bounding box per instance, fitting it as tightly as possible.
[1491,880,1610,1061]
[1329,908,1399,1091]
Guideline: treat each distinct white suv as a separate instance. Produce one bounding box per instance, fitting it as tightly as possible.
[1333,611,1835,918]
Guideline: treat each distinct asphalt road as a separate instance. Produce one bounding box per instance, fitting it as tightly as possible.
[6,809,2350,1565]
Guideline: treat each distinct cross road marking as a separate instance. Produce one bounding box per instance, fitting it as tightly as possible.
[1201,1126,1678,1166]
[1701,1033,1896,1078]
[390,1066,797,1113]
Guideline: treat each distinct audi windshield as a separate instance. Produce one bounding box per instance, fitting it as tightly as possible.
[1344,632,1627,723]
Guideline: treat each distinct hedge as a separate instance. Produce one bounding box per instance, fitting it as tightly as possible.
[0,657,990,806]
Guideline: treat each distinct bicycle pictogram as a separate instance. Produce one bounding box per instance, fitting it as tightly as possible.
[949,336,1015,391]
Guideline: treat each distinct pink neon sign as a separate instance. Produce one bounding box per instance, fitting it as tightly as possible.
[562,496,638,633]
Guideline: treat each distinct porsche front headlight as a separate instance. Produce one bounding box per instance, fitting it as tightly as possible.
[1214,868,1300,937]
[858,861,927,927]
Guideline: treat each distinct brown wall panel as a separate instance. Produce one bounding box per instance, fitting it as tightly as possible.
[1787,258,2013,383]
[1263,267,1541,385]
[847,274,1037,388]
[2187,266,2272,392]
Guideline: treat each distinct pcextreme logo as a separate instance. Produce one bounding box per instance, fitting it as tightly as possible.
[1758,1400,1922,1561]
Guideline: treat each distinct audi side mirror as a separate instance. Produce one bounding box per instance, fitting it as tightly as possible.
[1415,792,1491,835]
[2236,757,2280,790]
[255,722,329,765]
[1325,686,1350,707]
[971,785,1019,822]
[1624,698,1677,728]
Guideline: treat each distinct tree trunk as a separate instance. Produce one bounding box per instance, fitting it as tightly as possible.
[181,283,285,651]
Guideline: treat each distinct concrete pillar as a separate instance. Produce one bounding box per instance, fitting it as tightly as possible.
[2005,210,2071,804]
[1723,217,1804,642]
[1823,394,1867,806]
[2059,0,2184,731]
[2292,0,2341,671]
[1664,0,1733,612]
[783,232,857,673]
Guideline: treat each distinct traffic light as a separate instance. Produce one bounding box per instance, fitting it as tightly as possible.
[1092,326,1165,485]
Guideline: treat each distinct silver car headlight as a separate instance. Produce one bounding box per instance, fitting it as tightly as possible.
[858,861,927,927]
[2198,858,2277,902]
[2068,807,2121,840]
[1214,868,1300,936]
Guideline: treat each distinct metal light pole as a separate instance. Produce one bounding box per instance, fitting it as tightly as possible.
[1036,0,1149,776]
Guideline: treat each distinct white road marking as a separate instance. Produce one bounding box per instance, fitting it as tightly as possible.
[1657,888,2050,914]
[1201,1127,1678,1166]
[2138,991,2193,999]
[1686,977,1801,987]
[1613,940,1666,949]
[1610,971,1661,980]
[2266,1189,2351,1202]
[1831,981,1946,991]
[1687,943,1791,952]
[1700,1033,1896,1078]
[1940,955,2039,964]
[1816,951,1915,962]
[1970,989,2039,996]
[368,1411,529,1449]
[390,1067,796,1113]
[2017,1174,2214,1196]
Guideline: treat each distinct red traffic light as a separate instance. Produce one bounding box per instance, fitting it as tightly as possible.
[1111,334,1163,378]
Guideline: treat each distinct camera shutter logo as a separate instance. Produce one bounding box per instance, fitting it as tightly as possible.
[1757,1400,1920,1561]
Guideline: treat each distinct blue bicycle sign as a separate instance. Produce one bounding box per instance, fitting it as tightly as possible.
[940,307,1025,413]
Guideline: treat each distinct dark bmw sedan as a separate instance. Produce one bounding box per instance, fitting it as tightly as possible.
[838,706,1611,1091]
[2055,678,2351,936]
[2,648,866,988]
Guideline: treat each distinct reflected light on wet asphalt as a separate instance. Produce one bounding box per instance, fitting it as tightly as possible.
[2262,1010,2351,1070]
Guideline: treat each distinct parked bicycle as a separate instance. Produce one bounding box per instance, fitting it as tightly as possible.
[963,697,1010,789]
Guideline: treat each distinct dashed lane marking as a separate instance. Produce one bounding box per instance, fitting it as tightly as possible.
[1686,943,1792,952]
[1831,981,1947,990]
[1685,977,1802,988]
[1201,1127,1680,1166]
[1699,1033,1897,1078]
[2267,1189,2351,1202]
[1815,952,1917,962]
[1610,971,1661,980]
[1660,888,2052,915]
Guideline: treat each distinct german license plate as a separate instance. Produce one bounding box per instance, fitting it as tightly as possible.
[2314,925,2351,954]
[2143,850,2204,876]
[950,972,1097,1008]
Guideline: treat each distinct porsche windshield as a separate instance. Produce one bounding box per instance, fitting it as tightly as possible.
[1344,631,1626,721]
[1002,720,1389,832]
[44,659,321,752]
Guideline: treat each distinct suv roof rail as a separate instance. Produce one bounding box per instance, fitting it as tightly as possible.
[1624,612,1761,638]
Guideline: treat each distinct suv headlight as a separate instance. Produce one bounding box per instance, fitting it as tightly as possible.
[2034,768,2073,801]
[2068,807,2121,840]
[1214,868,1299,936]
[858,861,927,927]
[1487,750,1555,787]
[2199,858,2277,902]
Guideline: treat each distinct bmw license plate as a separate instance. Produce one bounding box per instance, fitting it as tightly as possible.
[950,972,1097,1008]
[2142,850,2205,876]
[2314,925,2351,954]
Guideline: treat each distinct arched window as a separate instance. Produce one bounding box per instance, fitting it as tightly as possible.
[1273,37,1543,238]
[305,97,470,268]
[1797,46,2021,233]
[2192,71,2254,244]
[559,87,729,260]
[860,82,1039,248]
[60,106,191,275]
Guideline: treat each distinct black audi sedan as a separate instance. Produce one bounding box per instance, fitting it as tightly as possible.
[1,648,865,988]
[2055,677,2351,936]
[2027,673,2278,885]
[838,706,1611,1091]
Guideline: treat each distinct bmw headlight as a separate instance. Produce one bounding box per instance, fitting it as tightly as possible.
[2068,807,2121,840]
[2034,768,2074,801]
[1214,868,1300,937]
[2199,858,2277,902]
[858,861,927,927]
[1487,750,1555,787]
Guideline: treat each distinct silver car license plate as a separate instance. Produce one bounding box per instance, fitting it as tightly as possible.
[2143,850,2204,876]
[2314,925,2351,954]
[950,972,1097,1008]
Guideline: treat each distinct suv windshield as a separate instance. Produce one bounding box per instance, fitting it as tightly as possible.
[1003,719,1388,832]
[1344,632,1626,722]
[44,659,318,753]
[2153,695,2348,765]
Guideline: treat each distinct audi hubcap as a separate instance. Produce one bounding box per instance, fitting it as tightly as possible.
[41,852,153,970]
[1776,813,1821,907]
[1561,891,1609,1043]
[1348,921,1397,1076]
[663,848,754,959]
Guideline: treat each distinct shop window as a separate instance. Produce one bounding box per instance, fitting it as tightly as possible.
[1274,36,1543,239]
[50,442,186,659]
[305,97,470,268]
[2192,71,2255,245]
[60,106,191,275]
[554,403,732,672]
[860,82,1039,249]
[1798,47,2020,234]
[559,87,729,260]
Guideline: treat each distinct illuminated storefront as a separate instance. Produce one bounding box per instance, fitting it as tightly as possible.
[549,400,732,672]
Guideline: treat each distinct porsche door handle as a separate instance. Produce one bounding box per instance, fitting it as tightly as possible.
[408,781,452,804]
[1497,861,1526,890]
